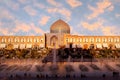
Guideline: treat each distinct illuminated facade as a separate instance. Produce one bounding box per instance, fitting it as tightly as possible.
[0,36,45,49]
[0,19,120,49]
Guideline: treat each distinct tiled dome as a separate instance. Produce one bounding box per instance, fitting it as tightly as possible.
[50,19,70,34]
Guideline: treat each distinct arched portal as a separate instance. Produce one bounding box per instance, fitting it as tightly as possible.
[50,36,58,47]
[90,44,94,49]
[109,44,113,49]
[33,44,39,49]
[83,44,88,49]
[7,43,13,50]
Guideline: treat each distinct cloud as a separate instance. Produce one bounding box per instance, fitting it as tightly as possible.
[0,27,8,35]
[88,0,113,19]
[30,23,44,34]
[115,14,120,18]
[18,0,31,4]
[0,27,14,35]
[47,7,71,21]
[39,16,50,26]
[13,21,44,35]
[0,7,14,20]
[33,2,45,9]
[0,22,2,26]
[24,6,37,16]
[13,21,31,32]
[2,0,19,10]
[101,26,118,35]
[66,0,82,8]
[107,5,114,11]
[81,21,102,31]
[81,19,119,35]
[110,0,120,4]
[47,0,62,7]
[80,18,120,35]
[70,26,84,35]
[18,0,26,4]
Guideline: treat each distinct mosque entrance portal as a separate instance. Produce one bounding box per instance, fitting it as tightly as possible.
[50,36,58,47]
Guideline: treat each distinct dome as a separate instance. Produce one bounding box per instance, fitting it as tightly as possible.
[50,19,70,34]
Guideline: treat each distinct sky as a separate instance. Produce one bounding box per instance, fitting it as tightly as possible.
[0,0,120,36]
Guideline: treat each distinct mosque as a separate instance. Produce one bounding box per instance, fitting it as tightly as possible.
[0,19,120,49]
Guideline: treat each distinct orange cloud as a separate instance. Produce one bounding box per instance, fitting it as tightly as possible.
[88,0,113,19]
[13,21,31,32]
[80,18,119,35]
[66,0,82,8]
[13,21,44,35]
[30,23,44,34]
[101,26,117,35]
[39,16,50,26]
[0,27,13,35]
[0,28,8,35]
[81,21,102,31]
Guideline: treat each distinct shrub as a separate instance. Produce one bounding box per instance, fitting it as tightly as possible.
[90,64,100,70]
[36,65,44,72]
[79,65,89,72]
[65,65,74,72]
[116,64,120,67]
[105,64,115,71]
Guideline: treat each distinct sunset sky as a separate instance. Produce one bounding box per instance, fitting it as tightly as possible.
[0,0,120,36]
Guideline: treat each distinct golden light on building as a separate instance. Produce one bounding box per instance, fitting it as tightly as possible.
[0,19,120,49]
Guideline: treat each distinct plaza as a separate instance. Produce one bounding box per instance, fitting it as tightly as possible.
[1,58,120,80]
[0,19,120,80]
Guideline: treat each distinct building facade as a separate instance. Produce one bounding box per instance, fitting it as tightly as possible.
[0,19,120,49]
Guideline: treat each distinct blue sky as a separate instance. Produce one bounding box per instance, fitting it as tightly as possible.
[0,0,120,36]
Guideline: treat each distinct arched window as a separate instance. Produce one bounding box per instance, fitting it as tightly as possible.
[79,38,82,42]
[21,38,24,42]
[30,38,32,42]
[1,38,6,43]
[96,38,101,42]
[85,38,88,42]
[23,38,26,42]
[73,38,75,42]
[77,38,79,42]
[90,38,94,42]
[114,38,118,42]
[27,38,32,42]
[66,38,68,42]
[70,38,72,42]
[37,38,39,42]
[83,38,88,42]
[8,38,13,42]
[14,38,17,42]
[117,38,119,42]
[34,38,37,42]
[102,38,107,43]
[27,38,30,42]
[14,38,19,42]
[40,38,43,42]
[108,38,113,42]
